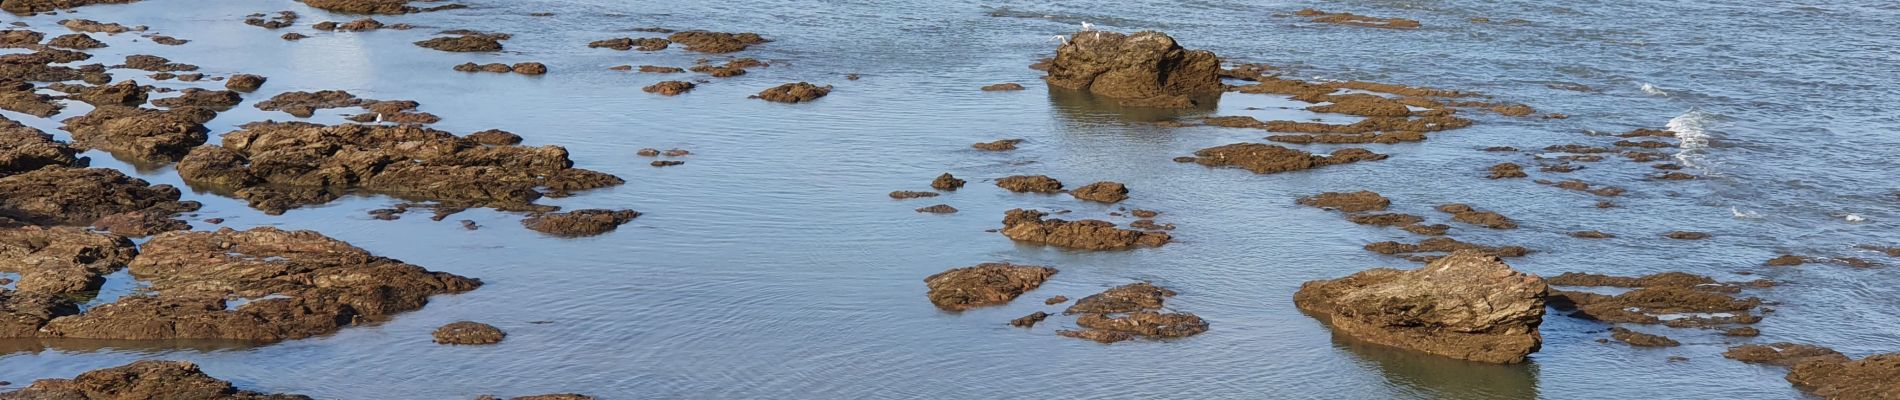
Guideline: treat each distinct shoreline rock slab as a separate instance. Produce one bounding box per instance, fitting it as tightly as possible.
[1294,250,1546,363]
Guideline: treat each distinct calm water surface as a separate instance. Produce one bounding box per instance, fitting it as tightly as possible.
[2,0,1898,398]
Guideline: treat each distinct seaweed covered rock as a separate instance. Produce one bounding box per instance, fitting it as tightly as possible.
[521,209,640,237]
[1000,209,1169,250]
[175,122,622,214]
[1294,251,1546,363]
[1043,30,1219,108]
[33,227,481,342]
[923,262,1056,311]
[1188,143,1386,174]
[0,360,311,400]
[433,321,505,345]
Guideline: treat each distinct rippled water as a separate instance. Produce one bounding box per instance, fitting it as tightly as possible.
[3,0,1899,398]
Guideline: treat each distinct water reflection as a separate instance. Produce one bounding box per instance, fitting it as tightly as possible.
[1326,321,1541,400]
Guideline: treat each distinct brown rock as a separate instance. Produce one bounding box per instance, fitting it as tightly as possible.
[1297,191,1389,212]
[35,227,479,342]
[1010,311,1049,328]
[305,0,463,14]
[433,321,505,345]
[1071,311,1208,341]
[637,65,684,73]
[1786,353,1900,399]
[466,129,523,145]
[521,209,640,237]
[752,82,831,103]
[915,204,957,214]
[889,191,938,199]
[1189,143,1386,174]
[176,122,621,214]
[0,360,310,400]
[1725,343,1849,367]
[981,83,1025,91]
[643,81,695,96]
[1570,230,1615,239]
[1767,255,1808,266]
[1664,231,1711,240]
[254,90,363,117]
[45,33,103,49]
[151,88,243,110]
[1044,30,1219,108]
[1294,251,1546,363]
[1365,237,1530,259]
[1070,181,1128,203]
[1488,163,1527,179]
[0,116,81,175]
[972,139,1023,151]
[1294,8,1422,29]
[415,33,505,52]
[0,166,197,227]
[996,175,1063,193]
[1346,213,1423,227]
[512,62,547,75]
[1401,223,1450,236]
[1609,327,1679,347]
[1436,203,1517,229]
[1066,282,1175,314]
[930,173,965,191]
[1549,287,1760,326]
[0,226,136,296]
[1044,296,1069,305]
[1723,327,1761,337]
[666,30,766,53]
[1001,209,1169,250]
[923,263,1056,311]
[118,54,196,72]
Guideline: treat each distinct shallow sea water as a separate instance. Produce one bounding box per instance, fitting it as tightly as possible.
[2,0,1898,399]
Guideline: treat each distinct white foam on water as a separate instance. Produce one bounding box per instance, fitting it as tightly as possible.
[1845,213,1867,223]
[1668,109,1719,170]
[1731,207,1763,219]
[1640,83,1670,96]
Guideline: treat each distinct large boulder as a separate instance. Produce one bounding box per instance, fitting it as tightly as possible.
[1294,250,1546,363]
[1044,30,1220,108]
[0,360,310,399]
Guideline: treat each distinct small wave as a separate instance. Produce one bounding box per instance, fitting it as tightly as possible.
[1640,83,1669,96]
[1840,213,1867,223]
[1731,207,1762,219]
[1668,109,1719,170]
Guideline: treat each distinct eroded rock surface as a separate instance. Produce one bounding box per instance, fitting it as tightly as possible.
[1001,209,1169,250]
[29,227,479,342]
[1187,143,1385,174]
[1044,30,1219,107]
[0,360,310,400]
[176,122,622,214]
[434,321,505,344]
[1295,251,1546,363]
[520,209,640,237]
[753,82,830,103]
[923,263,1056,311]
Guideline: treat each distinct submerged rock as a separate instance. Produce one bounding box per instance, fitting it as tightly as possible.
[521,209,640,237]
[32,227,480,342]
[1043,30,1219,108]
[0,360,311,400]
[1293,8,1422,29]
[915,204,957,214]
[972,139,1023,151]
[1001,209,1169,250]
[1725,343,1850,367]
[1189,143,1386,174]
[1010,311,1049,328]
[1070,181,1129,203]
[923,262,1057,311]
[1294,251,1546,363]
[981,83,1025,91]
[1488,163,1527,179]
[433,321,505,345]
[1365,237,1529,259]
[415,32,506,52]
